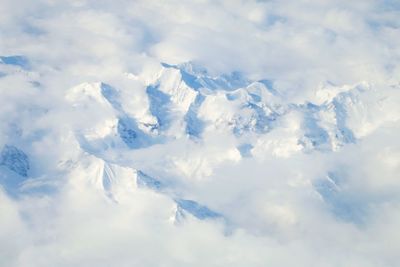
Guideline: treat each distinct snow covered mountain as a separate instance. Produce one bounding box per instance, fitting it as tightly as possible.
[1,56,399,229]
[1,1,400,265]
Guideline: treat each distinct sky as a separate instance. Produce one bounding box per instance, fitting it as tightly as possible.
[0,0,400,266]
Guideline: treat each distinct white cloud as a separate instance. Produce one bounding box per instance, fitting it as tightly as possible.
[0,0,399,266]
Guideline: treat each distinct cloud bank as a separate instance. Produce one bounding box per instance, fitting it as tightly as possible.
[0,0,400,266]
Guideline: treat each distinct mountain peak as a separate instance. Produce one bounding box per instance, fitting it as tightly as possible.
[0,145,30,177]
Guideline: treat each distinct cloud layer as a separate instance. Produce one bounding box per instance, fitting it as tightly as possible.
[0,0,400,266]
